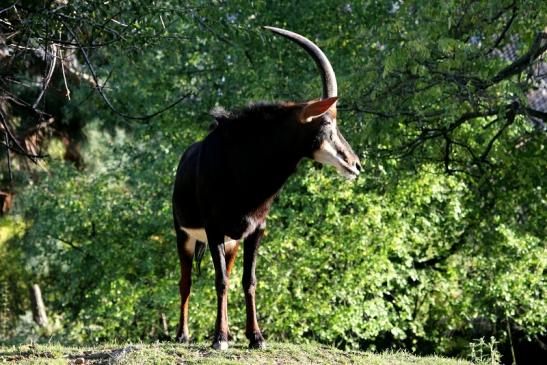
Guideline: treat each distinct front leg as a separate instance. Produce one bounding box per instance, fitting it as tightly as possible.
[208,230,230,350]
[242,225,266,349]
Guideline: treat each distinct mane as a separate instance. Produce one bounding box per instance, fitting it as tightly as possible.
[209,102,297,130]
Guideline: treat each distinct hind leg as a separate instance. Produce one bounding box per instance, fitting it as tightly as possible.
[175,226,195,343]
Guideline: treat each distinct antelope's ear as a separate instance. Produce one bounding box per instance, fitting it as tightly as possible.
[299,97,338,123]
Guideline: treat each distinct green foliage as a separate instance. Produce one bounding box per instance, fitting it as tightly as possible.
[0,217,28,339]
[469,337,502,365]
[1,0,545,362]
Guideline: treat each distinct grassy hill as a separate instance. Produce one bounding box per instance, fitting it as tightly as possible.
[0,342,480,364]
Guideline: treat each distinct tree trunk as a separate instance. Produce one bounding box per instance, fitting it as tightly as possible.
[30,284,48,327]
[158,312,170,341]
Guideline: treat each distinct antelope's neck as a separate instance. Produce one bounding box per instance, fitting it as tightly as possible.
[228,125,305,210]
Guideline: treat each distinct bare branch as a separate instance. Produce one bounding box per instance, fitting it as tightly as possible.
[0,110,46,161]
[0,2,19,16]
[525,107,547,122]
[32,44,58,109]
[491,32,547,84]
[479,102,519,161]
[443,133,452,174]
[486,2,518,55]
[4,131,12,181]
[62,21,193,121]
[59,47,71,100]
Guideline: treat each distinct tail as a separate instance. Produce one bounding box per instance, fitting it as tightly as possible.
[194,241,207,275]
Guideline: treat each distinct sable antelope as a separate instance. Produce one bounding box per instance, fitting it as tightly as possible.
[172,26,361,350]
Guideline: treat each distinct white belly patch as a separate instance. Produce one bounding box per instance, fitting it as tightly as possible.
[182,227,236,245]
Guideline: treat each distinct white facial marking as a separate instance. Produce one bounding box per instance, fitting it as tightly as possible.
[312,125,359,180]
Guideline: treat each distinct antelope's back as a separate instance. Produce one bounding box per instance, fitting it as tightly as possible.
[172,141,205,229]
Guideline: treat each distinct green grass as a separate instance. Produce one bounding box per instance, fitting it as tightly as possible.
[0,342,477,364]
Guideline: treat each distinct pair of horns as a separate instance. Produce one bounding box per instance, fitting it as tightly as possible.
[264,26,337,100]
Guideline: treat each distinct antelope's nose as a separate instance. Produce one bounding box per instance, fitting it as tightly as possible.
[354,160,362,173]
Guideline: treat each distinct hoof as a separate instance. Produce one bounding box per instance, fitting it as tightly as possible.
[247,331,266,349]
[158,334,172,342]
[212,340,229,351]
[249,339,266,349]
[176,334,190,344]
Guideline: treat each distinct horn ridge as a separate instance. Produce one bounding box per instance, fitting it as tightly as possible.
[264,26,337,99]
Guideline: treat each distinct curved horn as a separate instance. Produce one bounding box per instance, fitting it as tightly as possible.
[264,26,337,99]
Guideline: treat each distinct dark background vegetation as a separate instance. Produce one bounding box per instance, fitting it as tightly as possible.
[0,1,545,364]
